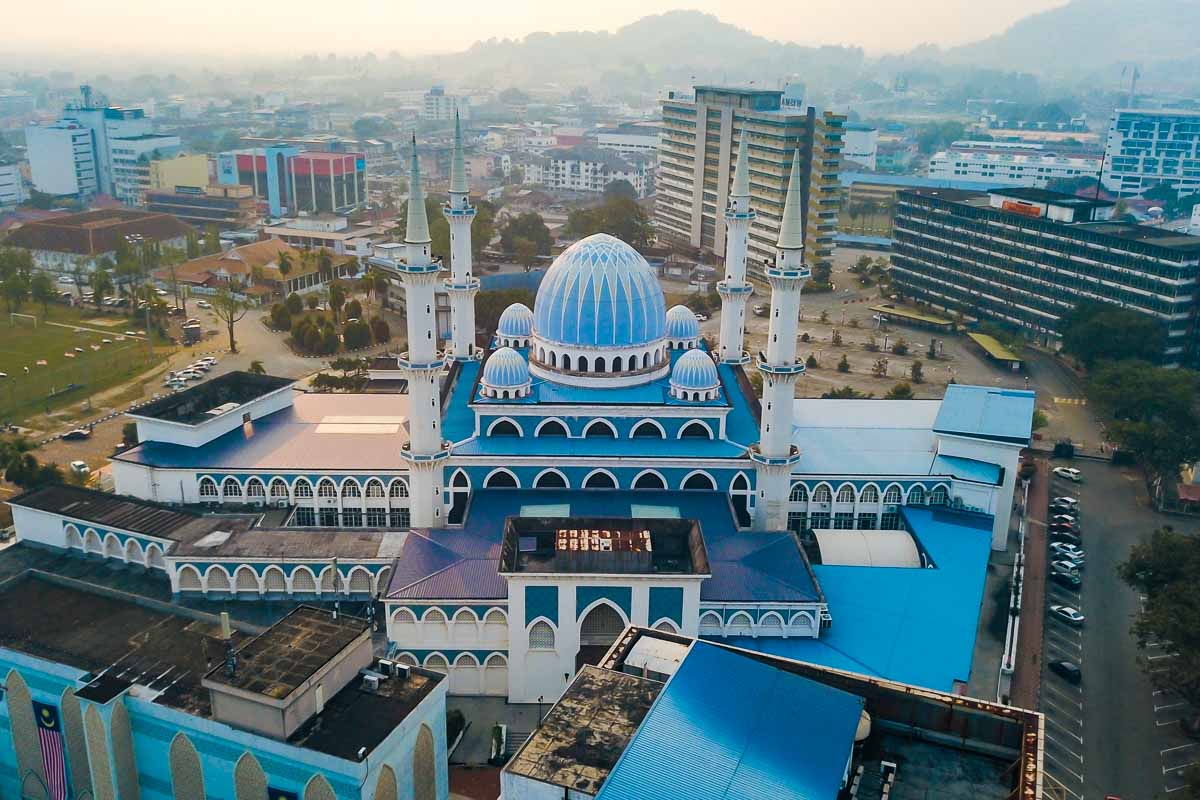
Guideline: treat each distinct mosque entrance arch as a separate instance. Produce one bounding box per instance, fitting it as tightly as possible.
[575,603,626,672]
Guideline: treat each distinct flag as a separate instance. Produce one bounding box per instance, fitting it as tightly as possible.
[32,701,67,800]
[269,788,299,800]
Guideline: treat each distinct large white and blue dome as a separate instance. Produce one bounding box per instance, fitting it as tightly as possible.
[497,303,533,347]
[529,233,670,388]
[670,349,720,401]
[480,347,532,399]
[665,304,700,348]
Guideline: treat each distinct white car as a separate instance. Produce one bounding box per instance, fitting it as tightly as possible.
[1052,496,1079,508]
[1050,542,1085,561]
[69,461,90,476]
[1051,558,1083,574]
[1053,467,1082,482]
[196,300,213,309]
[1051,513,1078,525]
[166,380,188,392]
[188,362,211,372]
[1049,605,1085,626]
[177,370,204,381]
[694,312,709,322]
[198,357,217,366]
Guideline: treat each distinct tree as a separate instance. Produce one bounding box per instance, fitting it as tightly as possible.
[500,213,552,256]
[1061,301,1166,369]
[892,338,909,356]
[910,360,924,383]
[513,237,538,271]
[328,282,346,324]
[270,303,292,331]
[306,293,320,310]
[821,385,873,399]
[604,179,637,201]
[5,452,63,490]
[70,263,88,301]
[562,196,653,250]
[805,354,819,369]
[343,319,372,349]
[203,224,222,255]
[369,316,390,344]
[885,382,915,400]
[277,251,293,282]
[476,288,536,335]
[837,354,851,373]
[90,268,114,310]
[211,288,248,353]
[30,273,55,316]
[345,299,363,321]
[285,292,303,315]
[1032,409,1049,431]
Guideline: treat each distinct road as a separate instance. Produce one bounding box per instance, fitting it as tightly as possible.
[1038,462,1174,799]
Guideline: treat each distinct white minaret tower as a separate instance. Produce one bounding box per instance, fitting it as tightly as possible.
[444,112,481,362]
[750,149,809,531]
[718,131,754,364]
[397,138,450,529]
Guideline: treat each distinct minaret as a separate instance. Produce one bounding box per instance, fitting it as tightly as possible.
[443,112,481,361]
[750,149,809,531]
[717,131,754,364]
[397,137,450,529]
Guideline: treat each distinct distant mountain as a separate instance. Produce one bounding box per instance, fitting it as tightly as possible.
[946,0,1200,75]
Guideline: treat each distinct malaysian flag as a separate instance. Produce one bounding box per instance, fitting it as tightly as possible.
[33,701,67,800]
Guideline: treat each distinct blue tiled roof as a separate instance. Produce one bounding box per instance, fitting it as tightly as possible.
[670,350,720,391]
[665,304,700,340]
[933,385,1035,445]
[387,490,820,604]
[596,641,863,800]
[497,303,534,338]
[481,347,530,389]
[720,506,993,691]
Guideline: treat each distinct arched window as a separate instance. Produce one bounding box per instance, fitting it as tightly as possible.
[633,471,667,490]
[222,479,243,499]
[366,479,386,498]
[488,419,521,437]
[318,479,337,498]
[390,479,410,499]
[884,485,902,504]
[725,612,753,637]
[682,471,717,491]
[199,477,218,498]
[653,620,679,633]
[907,485,926,505]
[177,565,202,591]
[413,725,437,800]
[528,621,555,650]
[631,420,664,439]
[294,479,314,498]
[759,613,784,636]
[584,419,617,438]
[836,484,856,503]
[860,484,880,503]
[533,470,568,489]
[246,478,265,498]
[790,483,809,502]
[270,478,289,499]
[929,485,950,506]
[583,470,617,489]
[812,484,832,503]
[699,612,723,636]
[679,421,713,439]
[484,469,519,488]
[536,419,569,437]
[341,480,362,498]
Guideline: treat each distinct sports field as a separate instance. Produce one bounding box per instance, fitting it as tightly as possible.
[0,306,170,424]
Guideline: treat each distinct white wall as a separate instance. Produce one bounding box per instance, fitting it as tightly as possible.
[501,772,593,800]
[11,505,65,548]
[133,385,294,448]
[935,433,1023,550]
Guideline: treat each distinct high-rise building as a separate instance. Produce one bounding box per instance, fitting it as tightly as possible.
[656,86,844,276]
[1101,108,1200,197]
[0,160,27,208]
[892,186,1200,366]
[24,120,97,198]
[109,133,183,206]
[422,85,469,122]
[216,147,366,217]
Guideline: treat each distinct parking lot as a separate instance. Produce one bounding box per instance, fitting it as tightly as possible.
[1036,461,1189,798]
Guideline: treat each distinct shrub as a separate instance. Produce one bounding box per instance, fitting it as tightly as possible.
[270,304,292,331]
[285,292,303,314]
[837,354,850,373]
[321,328,340,354]
[306,293,320,310]
[370,316,390,343]
[303,325,323,353]
[800,332,811,343]
[343,320,372,349]
[345,299,363,320]
[910,360,925,383]
[805,354,818,369]
[892,338,909,356]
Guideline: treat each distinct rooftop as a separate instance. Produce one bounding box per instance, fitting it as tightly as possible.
[129,371,294,426]
[933,385,1035,445]
[505,666,662,794]
[988,186,1113,209]
[498,516,710,576]
[11,483,200,538]
[203,606,367,700]
[4,208,192,256]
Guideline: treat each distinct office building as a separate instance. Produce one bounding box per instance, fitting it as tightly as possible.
[145,184,258,230]
[892,186,1200,365]
[928,140,1102,188]
[656,85,844,275]
[217,147,367,217]
[0,161,25,208]
[842,122,878,170]
[149,153,211,192]
[24,120,98,198]
[422,86,469,122]
[523,145,651,197]
[110,133,183,206]
[1101,108,1200,197]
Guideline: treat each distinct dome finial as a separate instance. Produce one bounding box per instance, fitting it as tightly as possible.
[406,136,431,245]
[731,130,750,198]
[776,148,804,251]
[449,112,469,195]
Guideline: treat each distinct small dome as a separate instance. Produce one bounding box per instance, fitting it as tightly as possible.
[670,350,719,392]
[665,305,700,341]
[482,347,530,389]
[497,303,534,338]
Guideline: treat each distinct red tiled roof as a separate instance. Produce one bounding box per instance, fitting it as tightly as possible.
[5,209,192,256]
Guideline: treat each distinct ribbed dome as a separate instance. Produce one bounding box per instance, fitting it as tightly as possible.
[670,350,720,391]
[533,233,666,349]
[497,303,534,338]
[481,347,530,388]
[665,305,700,341]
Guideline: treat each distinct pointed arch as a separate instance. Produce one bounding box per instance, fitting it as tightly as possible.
[6,669,46,792]
[110,702,138,800]
[293,477,314,498]
[788,611,816,637]
[725,611,753,637]
[168,732,205,800]
[789,483,809,502]
[61,688,91,798]
[262,566,287,593]
[205,565,231,591]
[234,752,267,800]
[375,565,392,595]
[84,528,103,554]
[583,418,617,438]
[303,774,336,800]
[652,618,680,634]
[533,468,569,489]
[859,483,881,504]
[883,483,903,505]
[681,470,717,491]
[291,565,317,593]
[389,478,411,500]
[222,477,243,499]
[235,565,260,594]
[270,477,290,500]
[176,564,202,591]
[317,478,337,498]
[65,524,83,550]
[811,482,833,503]
[245,477,266,500]
[483,468,519,488]
[730,471,751,491]
[582,468,618,489]
[198,476,219,498]
[450,652,482,694]
[835,483,857,504]
[373,765,399,800]
[678,420,713,439]
[487,417,523,437]
[527,619,556,649]
[758,611,785,636]
[319,566,341,594]
[423,653,449,673]
[145,543,166,569]
[906,483,927,505]
[630,419,666,439]
[929,483,950,506]
[103,533,122,560]
[632,469,667,490]
[535,417,570,437]
[340,477,363,499]
[484,653,508,695]
[699,611,723,636]
[348,566,373,594]
[366,478,386,498]
[391,607,418,640]
[123,537,144,565]
[413,724,437,800]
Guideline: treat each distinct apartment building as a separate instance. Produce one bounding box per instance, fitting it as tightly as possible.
[928,140,1102,188]
[24,120,98,198]
[1101,108,1200,197]
[892,186,1200,365]
[524,145,651,197]
[656,85,844,275]
[0,161,27,208]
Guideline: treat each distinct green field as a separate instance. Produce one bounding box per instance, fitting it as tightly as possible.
[0,305,170,424]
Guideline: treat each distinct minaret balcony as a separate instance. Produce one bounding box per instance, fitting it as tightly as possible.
[396,351,446,372]
[748,443,802,467]
[720,350,753,366]
[765,264,811,281]
[444,277,481,292]
[724,209,756,221]
[400,442,452,464]
[395,258,444,276]
[756,356,805,377]
[443,205,477,219]
[717,280,754,297]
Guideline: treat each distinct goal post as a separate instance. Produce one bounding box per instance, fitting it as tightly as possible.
[9,313,37,328]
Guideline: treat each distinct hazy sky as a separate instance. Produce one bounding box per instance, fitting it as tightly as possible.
[9,0,1069,57]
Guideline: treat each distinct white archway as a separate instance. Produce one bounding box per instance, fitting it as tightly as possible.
[630,419,666,439]
[123,537,144,565]
[582,419,618,438]
[449,653,481,695]
[582,469,619,490]
[534,417,570,437]
[533,468,570,489]
[291,566,317,594]
[177,564,202,591]
[64,524,83,550]
[699,612,723,636]
[632,469,668,490]
[725,611,753,637]
[486,417,524,437]
[483,468,520,488]
[205,565,232,592]
[483,654,508,695]
[677,420,714,440]
[681,470,717,491]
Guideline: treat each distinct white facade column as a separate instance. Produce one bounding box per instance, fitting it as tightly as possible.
[718,132,754,364]
[444,113,481,361]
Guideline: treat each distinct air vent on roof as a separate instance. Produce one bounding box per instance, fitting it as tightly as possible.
[205,402,241,417]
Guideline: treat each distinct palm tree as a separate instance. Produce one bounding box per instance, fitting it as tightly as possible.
[317,249,334,283]
[90,268,114,310]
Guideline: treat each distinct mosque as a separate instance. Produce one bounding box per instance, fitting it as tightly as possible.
[9,121,1035,705]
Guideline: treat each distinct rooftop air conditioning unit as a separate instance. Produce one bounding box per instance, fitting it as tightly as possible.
[362,674,380,692]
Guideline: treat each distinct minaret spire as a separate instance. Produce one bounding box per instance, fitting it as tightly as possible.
[717,129,754,364]
[443,112,481,361]
[405,136,431,246]
[749,148,809,531]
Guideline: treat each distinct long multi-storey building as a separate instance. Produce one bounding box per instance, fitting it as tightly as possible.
[216,146,367,217]
[1101,108,1200,197]
[0,161,25,208]
[24,120,98,198]
[929,140,1102,189]
[523,145,651,197]
[656,85,844,276]
[892,186,1200,365]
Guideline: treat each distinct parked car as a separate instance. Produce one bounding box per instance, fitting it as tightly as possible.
[1050,570,1082,590]
[753,304,769,317]
[1053,496,1079,508]
[69,461,90,476]
[694,312,708,322]
[1051,514,1078,525]
[196,300,213,309]
[1053,467,1082,482]
[184,318,200,327]
[1051,559,1083,575]
[1049,605,1086,626]
[198,357,217,366]
[1050,542,1085,561]
[1049,660,1082,684]
[188,362,211,372]
[62,428,92,441]
[165,379,188,391]
[1050,529,1083,546]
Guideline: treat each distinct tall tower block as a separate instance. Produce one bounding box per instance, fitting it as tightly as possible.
[750,149,809,531]
[718,131,754,364]
[444,113,481,361]
[397,138,450,529]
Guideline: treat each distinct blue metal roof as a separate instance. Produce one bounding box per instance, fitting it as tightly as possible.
[596,640,863,800]
[721,506,993,691]
[932,454,1001,485]
[933,385,1035,445]
[533,234,666,349]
